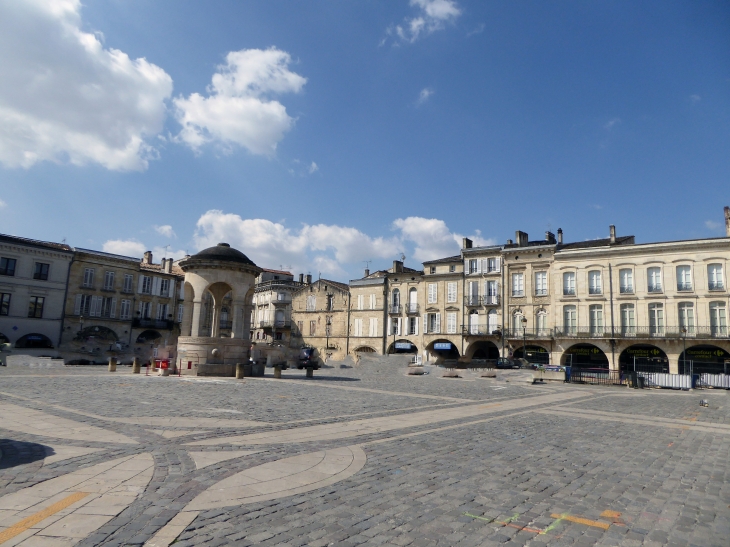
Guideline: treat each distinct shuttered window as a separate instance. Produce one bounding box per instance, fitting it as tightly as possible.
[427,283,437,304]
[447,282,457,303]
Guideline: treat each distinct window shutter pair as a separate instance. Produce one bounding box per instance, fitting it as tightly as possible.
[357,295,363,310]
[151,277,161,296]
[423,315,428,334]
[428,283,437,303]
[168,280,175,298]
[387,317,392,336]
[109,298,117,318]
[74,294,82,315]
[435,313,441,333]
[413,317,419,335]
[137,276,145,294]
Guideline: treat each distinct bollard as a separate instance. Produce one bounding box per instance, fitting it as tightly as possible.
[132,357,141,374]
[306,367,314,378]
[236,363,244,379]
[274,366,281,379]
[108,357,117,372]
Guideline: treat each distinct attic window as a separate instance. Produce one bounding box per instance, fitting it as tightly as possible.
[449,265,455,272]
[274,275,279,280]
[429,266,436,274]
[514,256,519,260]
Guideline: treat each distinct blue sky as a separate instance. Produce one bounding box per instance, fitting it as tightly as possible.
[1,0,728,281]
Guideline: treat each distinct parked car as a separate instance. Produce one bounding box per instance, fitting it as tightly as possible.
[495,357,521,369]
[297,348,320,370]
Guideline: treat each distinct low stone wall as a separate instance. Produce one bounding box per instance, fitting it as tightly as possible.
[6,355,66,368]
[196,363,236,377]
[533,370,565,382]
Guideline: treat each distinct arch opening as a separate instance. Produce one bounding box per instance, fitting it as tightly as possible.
[619,344,669,373]
[15,333,54,349]
[353,346,376,353]
[427,339,460,362]
[513,344,550,364]
[136,330,162,343]
[74,326,119,343]
[388,339,418,354]
[562,343,608,369]
[468,340,499,360]
[679,345,730,374]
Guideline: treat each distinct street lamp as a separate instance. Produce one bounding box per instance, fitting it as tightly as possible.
[521,315,528,364]
[325,315,332,350]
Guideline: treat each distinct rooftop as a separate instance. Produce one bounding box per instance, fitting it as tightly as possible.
[0,233,72,253]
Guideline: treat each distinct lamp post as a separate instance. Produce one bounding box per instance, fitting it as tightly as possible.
[325,315,332,351]
[521,315,528,365]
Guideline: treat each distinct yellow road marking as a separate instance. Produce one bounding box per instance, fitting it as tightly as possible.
[0,492,89,544]
[600,510,621,519]
[550,513,610,530]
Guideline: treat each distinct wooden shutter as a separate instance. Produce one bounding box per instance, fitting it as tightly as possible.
[168,280,175,298]
[414,317,419,335]
[481,259,488,272]
[435,313,441,333]
[152,277,161,296]
[477,259,482,274]
[387,317,392,335]
[464,258,469,273]
[110,298,117,318]
[137,275,145,293]
[423,314,428,334]
[73,294,82,315]
[396,318,401,336]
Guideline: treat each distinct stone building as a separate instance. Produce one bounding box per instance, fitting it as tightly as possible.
[251,269,303,347]
[348,270,386,354]
[418,256,462,362]
[290,278,350,362]
[0,234,73,358]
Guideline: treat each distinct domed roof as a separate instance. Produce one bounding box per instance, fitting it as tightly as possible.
[192,243,256,266]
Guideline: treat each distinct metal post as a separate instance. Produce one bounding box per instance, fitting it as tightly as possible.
[681,327,687,374]
[521,316,527,364]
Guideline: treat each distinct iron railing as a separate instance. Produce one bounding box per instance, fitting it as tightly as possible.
[465,295,482,306]
[676,282,693,292]
[709,281,725,291]
[259,320,291,329]
[405,303,419,314]
[504,327,553,338]
[484,295,500,305]
[563,288,576,296]
[388,305,402,314]
[133,318,175,330]
[219,320,232,330]
[569,368,626,386]
[555,325,729,339]
[619,286,633,294]
[461,325,501,336]
[648,284,663,293]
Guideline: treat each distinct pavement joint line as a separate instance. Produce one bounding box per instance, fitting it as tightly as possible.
[0,491,89,544]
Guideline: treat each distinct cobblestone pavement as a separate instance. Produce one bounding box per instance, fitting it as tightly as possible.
[0,357,728,546]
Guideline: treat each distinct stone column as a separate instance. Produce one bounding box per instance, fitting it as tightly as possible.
[191,300,203,337]
[132,357,141,374]
[108,357,117,372]
[231,301,246,339]
[667,352,681,375]
[211,304,221,338]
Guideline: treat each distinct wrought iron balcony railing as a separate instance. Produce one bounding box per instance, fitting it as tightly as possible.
[464,295,482,306]
[619,285,633,294]
[259,320,291,329]
[133,318,175,330]
[405,303,419,314]
[563,288,576,296]
[504,327,554,338]
[553,325,729,339]
[484,295,500,305]
[648,284,663,293]
[388,305,402,315]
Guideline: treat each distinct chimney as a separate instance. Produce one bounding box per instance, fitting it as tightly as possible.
[462,237,472,249]
[143,251,152,264]
[515,231,528,247]
[506,239,513,245]
[298,273,304,283]
[545,231,556,244]
[557,228,563,244]
[364,268,370,277]
[609,225,616,244]
[392,260,404,273]
[305,274,312,285]
[725,206,730,237]
[163,258,172,273]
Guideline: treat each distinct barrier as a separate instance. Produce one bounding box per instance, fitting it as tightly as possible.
[699,374,730,389]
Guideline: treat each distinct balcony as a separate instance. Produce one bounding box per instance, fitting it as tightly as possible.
[405,303,419,314]
[588,287,602,295]
[504,327,553,338]
[553,325,729,340]
[512,290,525,298]
[461,324,501,336]
[259,320,291,330]
[484,295,500,305]
[464,295,482,306]
[388,305,402,315]
[219,320,232,330]
[619,285,633,294]
[133,318,175,330]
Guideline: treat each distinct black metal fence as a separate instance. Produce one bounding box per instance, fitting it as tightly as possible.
[569,368,626,386]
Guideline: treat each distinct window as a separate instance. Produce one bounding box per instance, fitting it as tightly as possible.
[103,271,115,290]
[511,273,524,297]
[589,304,603,335]
[120,299,131,320]
[648,303,664,335]
[0,257,16,276]
[101,297,116,318]
[619,269,633,294]
[296,321,303,335]
[467,281,479,306]
[389,317,400,336]
[123,274,134,293]
[563,305,576,335]
[275,332,283,341]
[709,302,727,336]
[77,294,92,316]
[34,263,50,280]
[446,312,457,334]
[156,303,168,320]
[588,270,602,295]
[160,279,170,296]
[485,281,499,305]
[326,294,334,311]
[28,296,44,318]
[429,266,436,274]
[536,311,547,335]
[620,304,635,335]
[708,264,724,290]
[306,295,316,311]
[369,317,378,337]
[369,294,376,310]
[512,312,524,334]
[678,302,695,334]
[0,293,10,316]
[647,267,662,293]
[357,294,364,310]
[487,257,500,273]
[487,309,498,334]
[449,264,456,273]
[83,268,95,287]
[676,265,692,291]
[141,276,152,294]
[140,301,151,319]
[469,259,478,274]
[408,317,418,335]
[427,283,437,304]
[425,313,440,333]
[447,282,457,303]
[309,320,316,335]
[535,271,547,296]
[391,289,400,312]
[407,288,418,312]
[563,272,576,296]
[353,318,363,337]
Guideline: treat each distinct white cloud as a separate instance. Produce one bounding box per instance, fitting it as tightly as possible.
[174,48,306,156]
[690,94,701,103]
[416,87,434,106]
[154,225,176,238]
[388,0,462,44]
[705,220,722,231]
[0,0,172,171]
[152,246,187,261]
[467,23,485,37]
[308,161,319,174]
[604,118,621,130]
[393,217,494,262]
[0,199,6,208]
[102,239,147,257]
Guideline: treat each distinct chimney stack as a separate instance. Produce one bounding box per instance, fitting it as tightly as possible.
[515,231,528,247]
[557,228,563,245]
[163,258,172,273]
[364,268,370,277]
[392,260,404,273]
[545,231,556,244]
[305,274,312,285]
[462,237,472,249]
[298,273,304,283]
[609,225,616,244]
[143,251,152,264]
[507,239,513,245]
[725,206,730,237]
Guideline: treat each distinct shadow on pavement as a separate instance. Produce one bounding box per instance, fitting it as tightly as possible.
[0,439,53,469]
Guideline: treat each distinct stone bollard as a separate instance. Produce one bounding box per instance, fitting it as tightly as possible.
[108,357,117,372]
[274,366,281,379]
[132,357,141,374]
[306,367,314,378]
[236,363,244,379]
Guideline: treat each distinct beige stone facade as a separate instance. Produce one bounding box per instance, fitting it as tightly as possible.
[251,269,304,348]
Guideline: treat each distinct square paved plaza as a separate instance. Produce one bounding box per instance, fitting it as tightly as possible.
[1,357,729,546]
